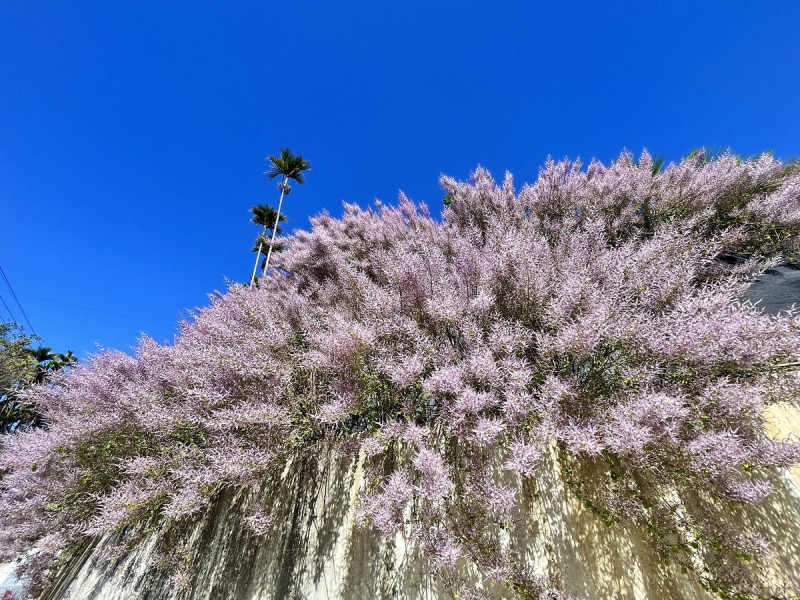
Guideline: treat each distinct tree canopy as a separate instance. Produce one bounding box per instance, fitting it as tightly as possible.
[250,203,287,236]
[264,147,311,185]
[0,324,75,434]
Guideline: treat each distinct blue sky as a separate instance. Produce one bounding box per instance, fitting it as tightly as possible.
[1,1,799,359]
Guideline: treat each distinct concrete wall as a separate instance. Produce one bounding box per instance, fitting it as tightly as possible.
[37,404,800,600]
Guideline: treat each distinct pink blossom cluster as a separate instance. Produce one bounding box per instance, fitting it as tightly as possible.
[2,150,800,597]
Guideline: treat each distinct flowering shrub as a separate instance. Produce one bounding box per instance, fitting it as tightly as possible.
[2,150,800,598]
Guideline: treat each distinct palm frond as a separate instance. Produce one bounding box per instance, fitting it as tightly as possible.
[651,154,666,176]
[250,204,287,228]
[265,147,311,184]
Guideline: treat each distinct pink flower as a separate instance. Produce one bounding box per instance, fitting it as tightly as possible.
[505,441,542,477]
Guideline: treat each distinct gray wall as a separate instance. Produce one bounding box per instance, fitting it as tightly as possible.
[41,405,800,599]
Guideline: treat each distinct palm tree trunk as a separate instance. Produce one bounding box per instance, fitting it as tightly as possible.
[249,228,267,287]
[262,175,288,277]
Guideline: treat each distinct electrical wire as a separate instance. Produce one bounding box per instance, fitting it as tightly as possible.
[0,265,36,335]
[0,291,19,325]
[13,291,172,327]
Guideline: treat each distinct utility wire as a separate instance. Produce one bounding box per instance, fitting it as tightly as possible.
[11,291,172,327]
[0,265,36,336]
[0,291,19,325]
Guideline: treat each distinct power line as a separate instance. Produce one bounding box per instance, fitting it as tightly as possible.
[0,292,17,324]
[0,265,36,335]
[12,291,173,327]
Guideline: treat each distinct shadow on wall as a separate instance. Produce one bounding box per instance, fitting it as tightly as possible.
[38,423,800,600]
[40,447,446,600]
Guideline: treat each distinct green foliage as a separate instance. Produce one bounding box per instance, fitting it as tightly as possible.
[264,147,311,184]
[75,426,155,492]
[250,203,287,236]
[0,323,76,433]
[0,323,35,390]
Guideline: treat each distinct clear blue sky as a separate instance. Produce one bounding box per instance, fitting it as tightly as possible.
[1,1,799,359]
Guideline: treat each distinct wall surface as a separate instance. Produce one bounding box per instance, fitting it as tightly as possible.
[33,403,800,600]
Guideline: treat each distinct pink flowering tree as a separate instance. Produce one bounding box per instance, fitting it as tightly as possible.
[2,150,800,598]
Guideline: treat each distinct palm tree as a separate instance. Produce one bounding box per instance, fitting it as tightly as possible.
[1,341,75,434]
[258,148,311,280]
[28,347,76,384]
[249,204,288,286]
